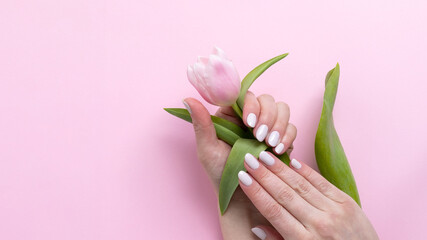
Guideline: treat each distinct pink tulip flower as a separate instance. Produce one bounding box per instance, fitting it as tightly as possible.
[187,47,241,107]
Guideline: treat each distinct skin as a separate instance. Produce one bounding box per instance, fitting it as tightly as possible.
[183,92,378,239]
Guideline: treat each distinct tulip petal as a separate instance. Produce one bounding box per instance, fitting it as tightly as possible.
[193,62,207,80]
[197,56,209,65]
[187,64,215,105]
[213,46,228,59]
[187,65,197,84]
[205,55,240,106]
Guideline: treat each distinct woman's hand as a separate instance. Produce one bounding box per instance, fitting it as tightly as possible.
[238,152,379,240]
[183,92,297,239]
[183,91,296,192]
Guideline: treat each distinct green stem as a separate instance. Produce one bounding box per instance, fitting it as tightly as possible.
[231,102,243,119]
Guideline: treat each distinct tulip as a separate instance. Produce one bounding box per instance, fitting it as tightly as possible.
[187,47,241,107]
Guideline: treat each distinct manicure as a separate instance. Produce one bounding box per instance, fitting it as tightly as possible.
[274,143,285,154]
[255,124,268,142]
[251,227,267,240]
[267,131,280,147]
[291,158,302,169]
[259,151,275,166]
[238,171,253,186]
[245,153,259,170]
[247,113,257,128]
[182,100,192,114]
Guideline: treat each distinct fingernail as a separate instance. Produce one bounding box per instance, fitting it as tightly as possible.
[291,158,302,169]
[247,113,257,128]
[251,227,267,240]
[274,143,285,154]
[238,171,252,186]
[245,153,259,169]
[267,131,280,147]
[256,124,268,142]
[182,100,192,115]
[259,151,275,166]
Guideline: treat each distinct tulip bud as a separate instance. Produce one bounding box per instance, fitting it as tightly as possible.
[187,47,241,106]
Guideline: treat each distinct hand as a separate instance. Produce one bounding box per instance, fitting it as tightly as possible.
[238,152,379,240]
[183,92,297,239]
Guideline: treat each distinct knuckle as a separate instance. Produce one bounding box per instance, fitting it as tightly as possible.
[294,177,311,197]
[245,90,254,97]
[277,101,290,112]
[341,198,360,214]
[317,180,332,193]
[251,185,264,197]
[257,169,270,182]
[276,187,294,203]
[193,123,209,135]
[258,94,275,102]
[273,162,287,175]
[288,123,297,134]
[313,218,335,237]
[263,203,283,220]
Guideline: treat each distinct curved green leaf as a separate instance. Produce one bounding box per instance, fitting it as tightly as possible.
[277,151,291,166]
[164,108,248,145]
[236,53,289,110]
[314,64,361,206]
[219,138,268,214]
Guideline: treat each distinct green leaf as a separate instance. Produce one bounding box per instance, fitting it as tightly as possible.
[314,64,361,206]
[164,108,248,145]
[236,53,289,110]
[219,138,268,214]
[277,151,291,166]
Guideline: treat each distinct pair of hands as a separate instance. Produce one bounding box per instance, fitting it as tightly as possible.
[183,92,378,240]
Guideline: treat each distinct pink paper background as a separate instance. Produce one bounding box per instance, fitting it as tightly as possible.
[1,0,426,239]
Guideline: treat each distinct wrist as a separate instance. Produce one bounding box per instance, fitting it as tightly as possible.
[218,188,268,239]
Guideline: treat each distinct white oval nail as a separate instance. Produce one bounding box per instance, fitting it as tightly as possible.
[182,100,192,114]
[259,151,275,166]
[247,113,257,128]
[274,143,285,154]
[256,124,268,142]
[245,153,259,170]
[238,171,253,186]
[291,158,302,169]
[251,227,267,240]
[267,131,280,147]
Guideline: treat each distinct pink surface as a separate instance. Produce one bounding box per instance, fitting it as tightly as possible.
[1,0,426,239]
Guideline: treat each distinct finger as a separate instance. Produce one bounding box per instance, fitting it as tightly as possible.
[254,94,277,142]
[288,158,350,204]
[258,151,335,211]
[215,107,244,127]
[252,225,284,240]
[243,91,260,128]
[244,153,320,223]
[238,171,308,239]
[266,102,290,147]
[183,98,218,147]
[216,106,237,117]
[274,123,297,155]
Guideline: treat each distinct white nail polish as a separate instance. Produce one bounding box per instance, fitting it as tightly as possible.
[274,143,285,154]
[245,153,259,170]
[247,113,257,128]
[259,151,275,166]
[251,227,267,240]
[182,100,192,114]
[268,131,280,147]
[291,158,302,169]
[256,124,268,142]
[238,171,253,186]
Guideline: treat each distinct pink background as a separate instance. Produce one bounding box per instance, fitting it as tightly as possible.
[1,0,426,239]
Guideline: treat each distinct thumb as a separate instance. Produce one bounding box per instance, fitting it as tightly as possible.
[251,225,284,240]
[183,98,218,147]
